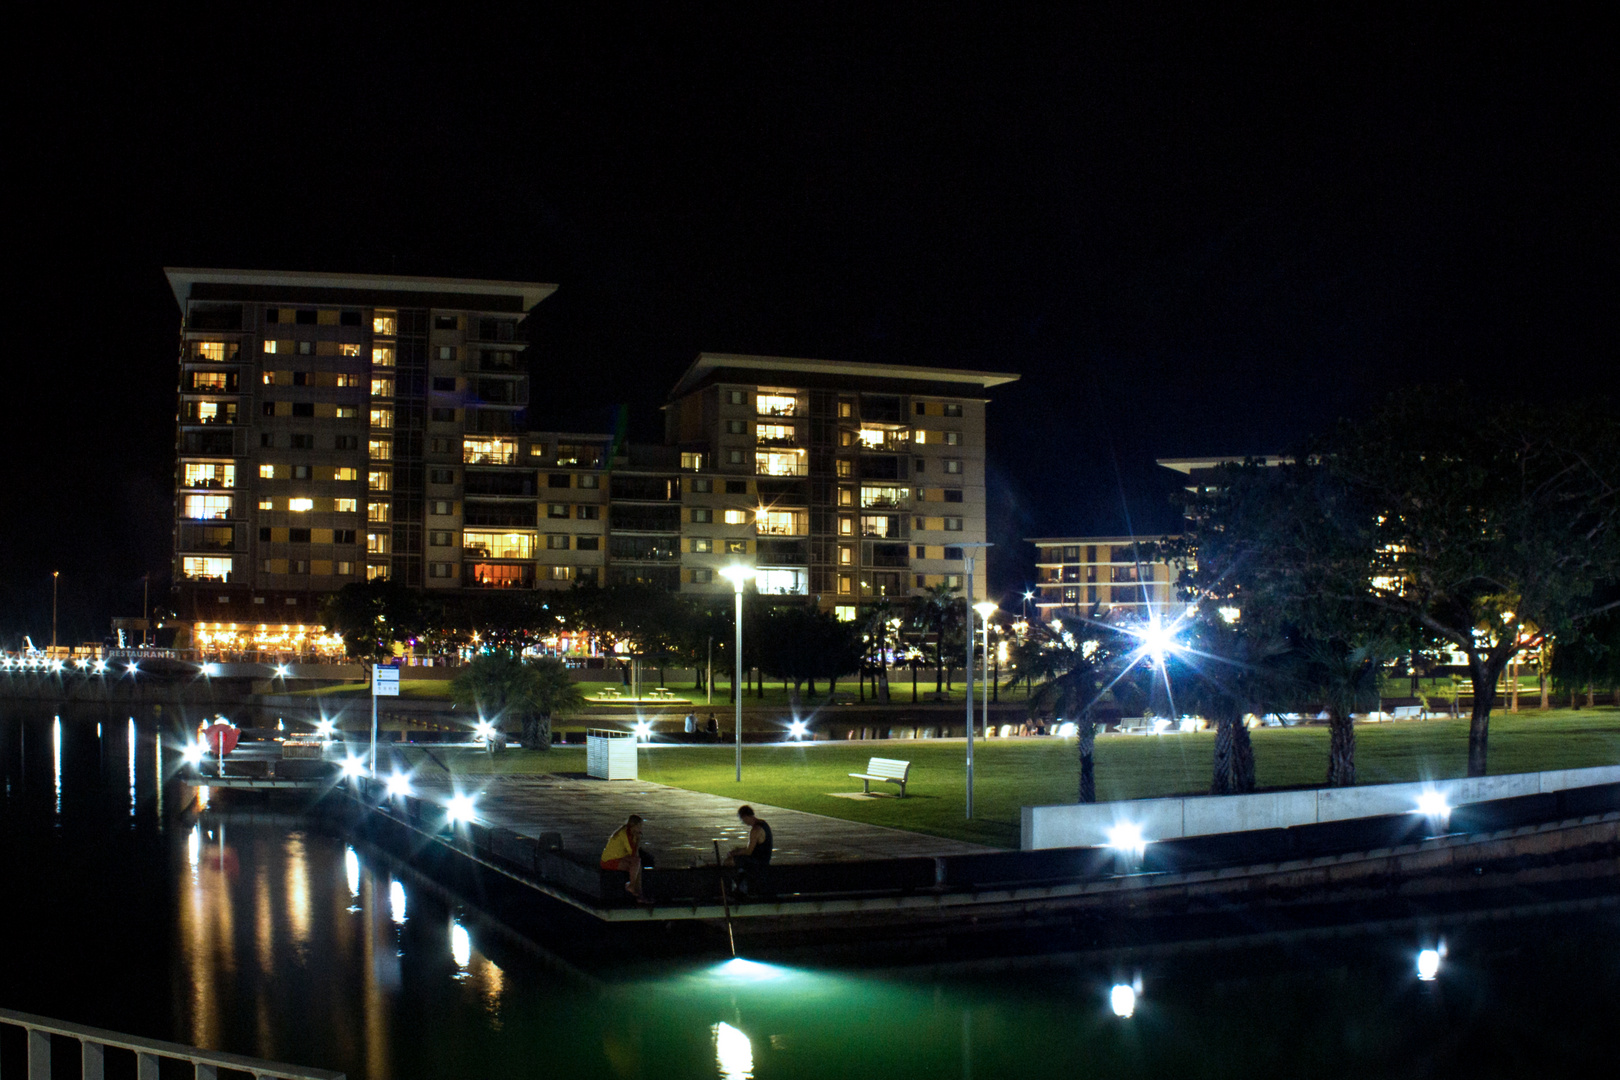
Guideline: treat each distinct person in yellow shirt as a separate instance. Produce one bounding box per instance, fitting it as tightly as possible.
[600,814,647,901]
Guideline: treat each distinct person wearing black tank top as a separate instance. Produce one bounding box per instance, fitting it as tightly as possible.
[727,805,773,897]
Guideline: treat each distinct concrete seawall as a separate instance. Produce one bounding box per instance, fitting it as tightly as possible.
[1021,765,1620,850]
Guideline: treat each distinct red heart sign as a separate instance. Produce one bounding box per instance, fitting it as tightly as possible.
[205,724,240,756]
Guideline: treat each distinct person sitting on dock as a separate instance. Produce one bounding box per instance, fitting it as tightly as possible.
[600,814,648,902]
[726,805,773,898]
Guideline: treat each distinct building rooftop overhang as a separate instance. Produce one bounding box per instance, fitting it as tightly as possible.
[164,268,557,314]
[1026,535,1180,545]
[668,352,1020,401]
[1156,455,1289,475]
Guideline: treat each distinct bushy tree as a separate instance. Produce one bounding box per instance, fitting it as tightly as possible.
[449,652,583,749]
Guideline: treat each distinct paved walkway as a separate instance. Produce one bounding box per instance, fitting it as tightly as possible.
[407,773,992,869]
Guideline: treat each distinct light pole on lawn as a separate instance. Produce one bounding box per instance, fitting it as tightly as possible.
[975,601,997,739]
[957,542,992,819]
[719,564,757,782]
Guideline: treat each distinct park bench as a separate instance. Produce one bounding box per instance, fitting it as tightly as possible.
[849,756,911,797]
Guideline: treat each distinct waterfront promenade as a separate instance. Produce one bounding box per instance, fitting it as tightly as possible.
[403,772,993,868]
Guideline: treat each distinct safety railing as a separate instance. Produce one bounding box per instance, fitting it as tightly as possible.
[0,1008,345,1080]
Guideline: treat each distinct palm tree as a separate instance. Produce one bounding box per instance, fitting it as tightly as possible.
[1303,639,1394,787]
[1020,619,1124,803]
[1170,616,1289,795]
[911,584,962,692]
[450,652,583,750]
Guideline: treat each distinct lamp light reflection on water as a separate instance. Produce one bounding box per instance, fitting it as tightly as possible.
[345,846,361,898]
[713,1022,754,1080]
[390,880,407,925]
[451,922,472,969]
[1417,942,1446,981]
[187,824,201,869]
[1110,983,1137,1018]
[127,718,137,819]
[52,716,61,815]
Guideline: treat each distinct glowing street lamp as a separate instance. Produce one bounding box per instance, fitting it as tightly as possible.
[719,564,756,782]
[974,601,997,741]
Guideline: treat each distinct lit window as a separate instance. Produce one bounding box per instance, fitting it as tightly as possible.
[756,450,804,477]
[259,465,276,479]
[681,452,704,470]
[257,499,273,510]
[462,530,535,559]
[368,471,391,492]
[839,517,854,535]
[838,573,853,594]
[838,488,854,507]
[913,430,927,445]
[757,393,797,416]
[336,561,355,575]
[366,564,389,581]
[838,401,854,418]
[334,467,358,481]
[372,346,395,367]
[183,462,235,489]
[946,431,962,445]
[723,509,750,525]
[335,407,358,419]
[336,498,357,513]
[756,510,802,535]
[367,503,389,523]
[838,546,854,565]
[182,556,232,581]
[547,534,570,550]
[263,340,281,354]
[183,494,233,520]
[836,460,853,478]
[860,515,895,538]
[463,437,518,465]
[692,538,713,553]
[861,486,911,508]
[288,498,314,512]
[336,374,362,388]
[373,313,397,336]
[835,605,857,621]
[755,423,794,442]
[193,342,227,361]
[369,408,393,429]
[725,540,747,554]
[367,533,390,554]
[549,565,574,581]
[340,344,361,357]
[756,567,807,595]
[369,439,392,461]
[371,377,394,398]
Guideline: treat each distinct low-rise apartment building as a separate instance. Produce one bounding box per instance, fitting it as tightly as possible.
[1029,536,1187,623]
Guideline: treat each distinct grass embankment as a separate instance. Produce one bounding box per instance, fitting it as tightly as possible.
[393,708,1620,849]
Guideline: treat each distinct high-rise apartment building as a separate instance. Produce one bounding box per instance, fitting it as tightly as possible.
[665,354,1018,614]
[167,269,555,642]
[168,272,1016,648]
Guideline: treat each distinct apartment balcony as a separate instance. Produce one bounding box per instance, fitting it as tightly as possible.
[754,435,801,448]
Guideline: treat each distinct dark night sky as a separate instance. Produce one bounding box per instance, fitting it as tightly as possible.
[4,5,1614,644]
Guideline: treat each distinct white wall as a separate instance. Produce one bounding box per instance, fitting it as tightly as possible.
[1021,764,1620,850]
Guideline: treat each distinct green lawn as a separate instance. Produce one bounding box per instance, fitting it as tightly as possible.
[392,708,1620,849]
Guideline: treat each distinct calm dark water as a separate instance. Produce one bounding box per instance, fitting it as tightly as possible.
[2,707,1617,1079]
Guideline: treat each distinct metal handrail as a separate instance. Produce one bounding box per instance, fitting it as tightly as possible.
[0,1008,345,1080]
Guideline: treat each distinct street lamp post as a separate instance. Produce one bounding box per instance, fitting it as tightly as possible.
[975,602,996,736]
[719,565,756,782]
[958,542,993,819]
